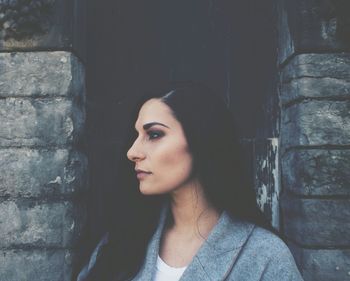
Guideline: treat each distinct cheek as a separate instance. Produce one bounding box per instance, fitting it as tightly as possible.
[138,134,194,195]
[156,142,193,185]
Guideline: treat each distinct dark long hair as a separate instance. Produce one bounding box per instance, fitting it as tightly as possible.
[84,82,270,281]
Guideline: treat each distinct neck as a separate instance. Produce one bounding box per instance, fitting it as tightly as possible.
[168,180,220,239]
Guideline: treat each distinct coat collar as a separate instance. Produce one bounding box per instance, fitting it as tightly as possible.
[133,202,255,281]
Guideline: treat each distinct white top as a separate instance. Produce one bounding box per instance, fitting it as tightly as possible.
[154,255,187,281]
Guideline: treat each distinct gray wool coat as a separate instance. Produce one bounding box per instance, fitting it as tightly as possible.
[78,204,304,281]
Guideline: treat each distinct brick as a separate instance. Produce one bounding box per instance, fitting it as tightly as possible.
[281,100,350,148]
[282,197,350,246]
[0,249,74,281]
[277,0,350,64]
[288,244,350,281]
[0,98,84,147]
[0,148,87,198]
[282,149,350,196]
[0,52,85,98]
[0,200,86,248]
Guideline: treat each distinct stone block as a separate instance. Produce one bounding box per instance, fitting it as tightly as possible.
[281,54,350,83]
[0,249,74,281]
[277,0,350,64]
[0,52,85,98]
[0,0,86,59]
[282,100,350,148]
[280,54,350,104]
[0,200,86,248]
[0,97,84,147]
[282,149,350,196]
[281,77,350,105]
[288,244,350,281]
[0,148,87,198]
[282,197,350,246]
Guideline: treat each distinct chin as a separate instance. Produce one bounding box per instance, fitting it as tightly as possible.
[139,184,169,196]
[139,184,155,195]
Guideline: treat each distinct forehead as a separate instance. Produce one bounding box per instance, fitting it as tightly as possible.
[135,98,177,128]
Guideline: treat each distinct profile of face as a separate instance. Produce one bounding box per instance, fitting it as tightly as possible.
[127,98,195,195]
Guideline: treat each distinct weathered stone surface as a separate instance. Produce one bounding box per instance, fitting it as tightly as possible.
[254,138,280,230]
[0,148,87,197]
[282,197,350,246]
[281,77,350,105]
[282,100,350,148]
[0,0,86,59]
[0,97,84,147]
[0,200,86,248]
[0,0,55,41]
[281,53,350,83]
[0,52,85,98]
[277,0,350,64]
[0,249,74,281]
[288,244,350,281]
[283,149,350,196]
[276,0,295,65]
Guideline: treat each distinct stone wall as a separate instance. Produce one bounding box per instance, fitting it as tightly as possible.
[0,52,87,281]
[0,0,87,280]
[277,1,350,280]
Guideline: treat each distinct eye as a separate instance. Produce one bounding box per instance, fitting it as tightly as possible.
[147,130,164,140]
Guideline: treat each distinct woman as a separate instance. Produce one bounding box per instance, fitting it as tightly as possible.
[78,82,303,281]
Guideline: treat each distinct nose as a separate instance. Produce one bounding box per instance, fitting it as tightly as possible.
[127,138,145,162]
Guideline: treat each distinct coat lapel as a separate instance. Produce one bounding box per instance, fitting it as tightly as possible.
[133,203,255,281]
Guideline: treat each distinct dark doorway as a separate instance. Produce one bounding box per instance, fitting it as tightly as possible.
[84,0,278,250]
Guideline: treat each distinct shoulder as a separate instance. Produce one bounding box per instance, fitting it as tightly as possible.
[223,213,291,259]
[238,226,304,280]
[248,226,291,257]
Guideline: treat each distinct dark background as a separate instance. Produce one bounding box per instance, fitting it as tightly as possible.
[84,0,277,254]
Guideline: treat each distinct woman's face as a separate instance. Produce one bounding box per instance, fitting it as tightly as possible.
[127,98,194,195]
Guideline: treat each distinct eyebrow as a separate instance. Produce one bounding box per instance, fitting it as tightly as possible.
[143,122,170,130]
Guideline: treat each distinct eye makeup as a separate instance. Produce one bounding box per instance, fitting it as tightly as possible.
[147,130,165,140]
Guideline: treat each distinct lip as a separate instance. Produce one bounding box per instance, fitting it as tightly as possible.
[135,169,152,180]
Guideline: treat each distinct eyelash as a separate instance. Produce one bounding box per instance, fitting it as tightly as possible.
[147,130,164,140]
